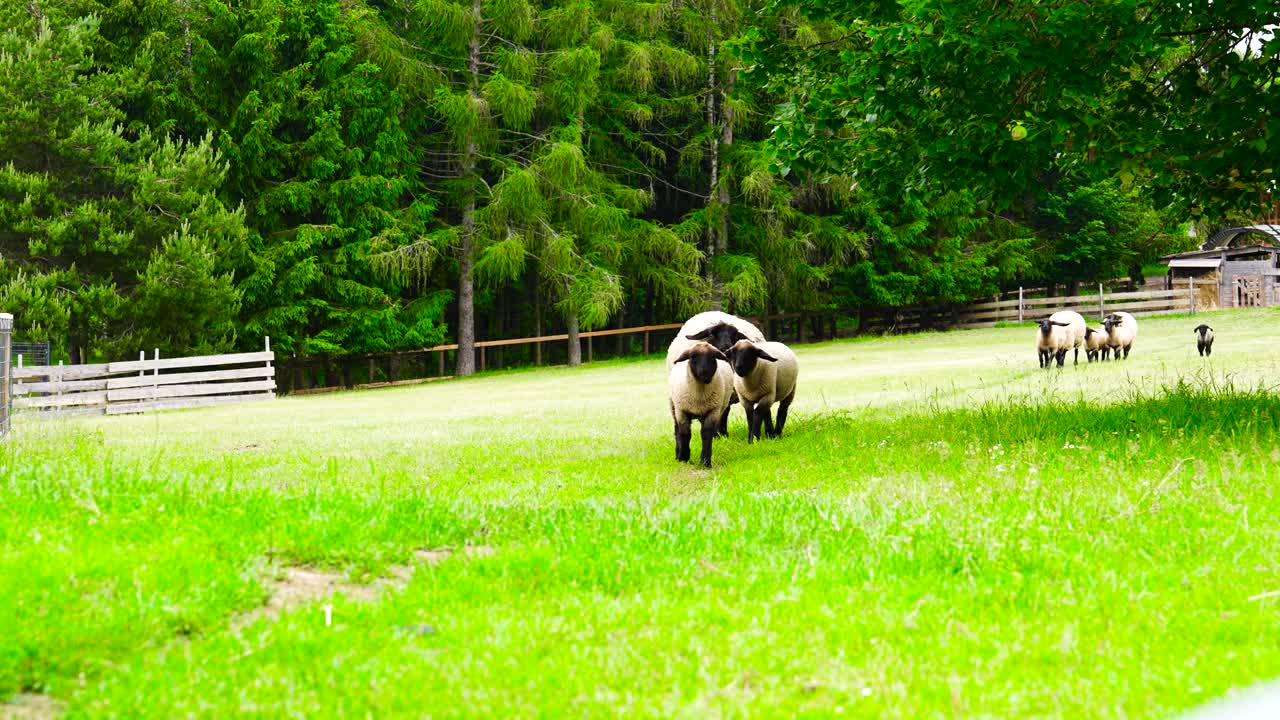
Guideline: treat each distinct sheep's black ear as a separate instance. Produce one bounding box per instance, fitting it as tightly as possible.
[685,329,712,340]
[673,349,693,364]
[754,348,779,362]
[1051,321,1070,327]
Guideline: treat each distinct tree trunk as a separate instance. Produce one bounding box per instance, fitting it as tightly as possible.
[68,313,81,365]
[455,0,482,377]
[717,67,733,262]
[534,270,543,365]
[567,314,582,366]
[705,20,720,299]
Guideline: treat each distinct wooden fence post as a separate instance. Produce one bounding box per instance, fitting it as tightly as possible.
[480,346,486,372]
[1190,277,1196,314]
[643,330,650,355]
[152,348,160,405]
[587,335,593,362]
[1098,283,1105,319]
[438,350,445,377]
[138,351,145,379]
[1018,287,1024,322]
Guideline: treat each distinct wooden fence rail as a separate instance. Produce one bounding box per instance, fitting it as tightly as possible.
[12,338,275,416]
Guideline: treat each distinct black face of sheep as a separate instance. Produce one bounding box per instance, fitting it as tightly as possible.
[728,341,778,378]
[1102,314,1124,333]
[1195,324,1214,356]
[1036,318,1070,337]
[686,323,747,354]
[673,344,729,384]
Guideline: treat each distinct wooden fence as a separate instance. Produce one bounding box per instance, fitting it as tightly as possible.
[955,285,1196,328]
[12,339,275,416]
[852,284,1197,334]
[283,313,824,395]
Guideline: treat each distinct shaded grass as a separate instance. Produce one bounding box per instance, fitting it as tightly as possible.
[4,375,1280,717]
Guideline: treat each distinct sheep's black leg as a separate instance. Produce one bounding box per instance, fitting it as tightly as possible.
[674,419,692,462]
[1055,349,1066,368]
[1206,345,1212,356]
[744,402,759,443]
[762,405,777,439]
[718,407,730,437]
[699,417,716,467]
[775,392,794,437]
[1073,347,1079,366]
[1123,345,1131,359]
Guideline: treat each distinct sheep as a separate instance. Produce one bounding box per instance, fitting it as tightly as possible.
[1102,311,1138,359]
[666,311,766,437]
[726,339,799,443]
[668,342,734,467]
[665,311,766,368]
[1084,326,1108,362]
[1050,310,1087,366]
[1195,324,1214,356]
[1035,310,1085,368]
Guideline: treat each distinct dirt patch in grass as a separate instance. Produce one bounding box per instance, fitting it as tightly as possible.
[236,545,496,627]
[0,693,61,720]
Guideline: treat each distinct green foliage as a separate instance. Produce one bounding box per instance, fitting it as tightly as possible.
[744,0,1280,216]
[0,0,1207,364]
[0,17,247,360]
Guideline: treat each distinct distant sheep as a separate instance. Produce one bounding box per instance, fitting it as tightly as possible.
[1195,324,1214,356]
[727,339,799,442]
[1050,310,1087,366]
[1102,312,1138,359]
[1084,326,1107,362]
[668,342,734,467]
[1036,310,1085,368]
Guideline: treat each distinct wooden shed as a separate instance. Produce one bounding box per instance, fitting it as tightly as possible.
[1162,225,1280,309]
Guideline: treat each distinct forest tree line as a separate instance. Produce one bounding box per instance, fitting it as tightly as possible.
[1,0,1274,372]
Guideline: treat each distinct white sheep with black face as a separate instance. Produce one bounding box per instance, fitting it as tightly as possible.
[1084,326,1108,362]
[1035,310,1086,367]
[665,311,766,438]
[667,342,734,468]
[1195,324,1214,356]
[1103,311,1138,359]
[726,339,798,443]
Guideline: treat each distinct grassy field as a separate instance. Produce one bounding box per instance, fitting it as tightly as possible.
[3,309,1280,718]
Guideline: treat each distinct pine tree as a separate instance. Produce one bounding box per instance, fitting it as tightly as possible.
[0,16,247,361]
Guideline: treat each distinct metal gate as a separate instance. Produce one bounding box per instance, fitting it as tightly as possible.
[11,340,49,366]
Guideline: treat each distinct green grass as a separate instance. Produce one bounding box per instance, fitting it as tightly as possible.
[4,309,1280,718]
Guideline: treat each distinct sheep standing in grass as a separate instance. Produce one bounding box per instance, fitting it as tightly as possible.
[1195,324,1214,356]
[1035,310,1085,368]
[1050,310,1087,365]
[1084,326,1108,362]
[726,339,799,442]
[1103,312,1138,359]
[1035,318,1071,368]
[668,342,734,467]
[666,311,766,437]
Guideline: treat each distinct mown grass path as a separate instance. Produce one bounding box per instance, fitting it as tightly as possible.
[3,309,1279,717]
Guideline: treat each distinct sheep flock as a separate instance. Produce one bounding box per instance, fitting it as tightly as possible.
[662,307,1214,466]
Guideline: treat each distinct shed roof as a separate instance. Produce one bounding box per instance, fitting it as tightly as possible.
[1168,258,1223,269]
[1201,224,1280,251]
[1161,244,1279,261]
